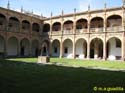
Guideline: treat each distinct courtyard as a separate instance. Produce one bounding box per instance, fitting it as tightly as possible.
[0,58,125,93]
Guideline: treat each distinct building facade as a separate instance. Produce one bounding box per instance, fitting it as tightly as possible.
[0,6,125,60]
[0,7,43,57]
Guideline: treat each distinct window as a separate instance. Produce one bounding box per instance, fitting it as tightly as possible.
[116,39,121,48]
[64,47,68,54]
[54,47,58,53]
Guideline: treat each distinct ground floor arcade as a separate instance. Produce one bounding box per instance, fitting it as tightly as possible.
[42,36,123,60]
[0,35,40,57]
[0,33,124,60]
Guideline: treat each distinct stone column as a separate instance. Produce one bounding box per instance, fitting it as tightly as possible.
[4,37,7,57]
[49,18,52,57]
[18,40,21,57]
[103,40,107,60]
[88,20,90,33]
[59,11,64,58]
[30,17,33,34]
[73,40,76,59]
[59,40,63,58]
[73,19,76,59]
[87,19,90,59]
[49,41,52,56]
[104,5,107,32]
[122,6,125,61]
[103,9,107,60]
[19,19,22,32]
[122,32,125,61]
[50,13,53,36]
[122,6,125,28]
[87,41,90,59]
[29,41,32,57]
[50,24,52,36]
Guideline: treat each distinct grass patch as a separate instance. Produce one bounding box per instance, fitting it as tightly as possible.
[7,57,125,69]
[7,57,37,63]
[0,59,125,93]
[51,58,125,69]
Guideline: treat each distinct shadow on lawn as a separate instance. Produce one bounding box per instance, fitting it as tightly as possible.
[0,59,125,93]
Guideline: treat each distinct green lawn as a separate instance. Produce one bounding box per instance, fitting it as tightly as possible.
[0,58,125,93]
[7,57,125,69]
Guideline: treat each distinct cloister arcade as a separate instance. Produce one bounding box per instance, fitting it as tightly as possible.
[47,36,122,60]
[0,6,125,60]
[43,14,123,34]
[0,35,40,57]
[0,13,41,33]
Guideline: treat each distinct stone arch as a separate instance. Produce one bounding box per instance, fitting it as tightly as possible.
[0,13,6,19]
[106,36,122,42]
[7,37,19,56]
[22,20,30,31]
[31,39,39,56]
[43,23,50,32]
[52,22,61,31]
[51,38,61,43]
[107,15,122,27]
[63,39,73,58]
[52,39,60,57]
[0,35,5,56]
[75,37,87,43]
[20,38,30,56]
[106,37,121,60]
[0,13,7,31]
[76,18,88,33]
[90,17,104,32]
[41,40,50,56]
[32,23,40,32]
[90,37,104,44]
[76,18,88,29]
[90,38,103,59]
[63,38,73,43]
[75,38,87,58]
[8,17,20,31]
[63,20,73,34]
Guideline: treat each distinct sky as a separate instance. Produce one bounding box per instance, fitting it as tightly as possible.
[0,0,123,17]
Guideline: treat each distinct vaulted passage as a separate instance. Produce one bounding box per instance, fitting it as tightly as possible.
[52,22,61,31]
[0,36,5,56]
[52,40,60,57]
[75,38,87,58]
[43,24,50,32]
[22,20,30,31]
[63,39,73,58]
[41,40,50,56]
[76,19,87,33]
[7,37,18,56]
[32,23,40,32]
[107,15,122,31]
[8,17,20,31]
[107,37,121,60]
[90,38,103,59]
[31,40,39,56]
[63,20,73,34]
[0,13,6,31]
[90,17,103,32]
[20,38,30,56]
